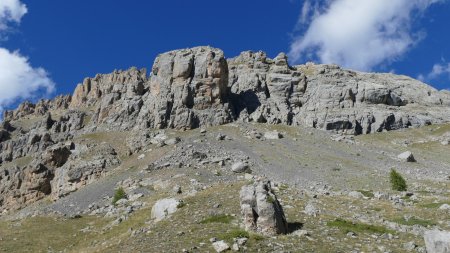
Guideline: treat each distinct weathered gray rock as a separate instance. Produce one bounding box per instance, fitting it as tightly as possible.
[348,191,365,199]
[264,131,282,140]
[51,143,120,200]
[424,230,450,253]
[2,46,450,213]
[136,46,234,130]
[439,204,450,210]
[151,198,181,221]
[398,151,416,162]
[240,180,288,236]
[3,95,71,121]
[304,201,320,217]
[229,52,450,134]
[231,162,250,173]
[212,240,230,253]
[165,137,181,145]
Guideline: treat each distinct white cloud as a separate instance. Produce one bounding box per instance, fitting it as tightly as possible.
[0,0,55,117]
[0,48,55,113]
[418,62,450,81]
[289,0,444,71]
[0,0,27,32]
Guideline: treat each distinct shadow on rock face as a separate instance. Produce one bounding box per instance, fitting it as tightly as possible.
[230,90,261,118]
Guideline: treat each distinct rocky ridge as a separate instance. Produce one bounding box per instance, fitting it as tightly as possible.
[1,45,450,213]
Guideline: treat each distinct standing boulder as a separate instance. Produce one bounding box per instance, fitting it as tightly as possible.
[424,230,450,253]
[239,180,288,236]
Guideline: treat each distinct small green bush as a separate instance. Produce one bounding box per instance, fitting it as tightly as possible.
[267,195,276,204]
[390,169,407,191]
[112,187,127,205]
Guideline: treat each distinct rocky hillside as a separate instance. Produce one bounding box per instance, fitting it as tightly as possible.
[0,46,450,252]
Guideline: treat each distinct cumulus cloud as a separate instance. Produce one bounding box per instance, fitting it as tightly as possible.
[289,0,444,71]
[0,48,55,112]
[0,0,55,116]
[0,0,27,32]
[418,62,450,81]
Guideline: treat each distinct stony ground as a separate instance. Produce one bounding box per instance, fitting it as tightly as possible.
[0,122,449,253]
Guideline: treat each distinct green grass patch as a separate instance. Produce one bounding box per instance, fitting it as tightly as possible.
[220,229,250,241]
[200,214,233,224]
[327,218,392,234]
[393,217,436,227]
[419,202,450,209]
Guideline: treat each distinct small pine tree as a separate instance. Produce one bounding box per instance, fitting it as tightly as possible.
[112,187,127,205]
[390,169,407,191]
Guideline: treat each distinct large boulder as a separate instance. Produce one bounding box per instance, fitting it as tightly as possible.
[240,180,288,236]
[151,198,181,221]
[397,151,416,162]
[424,230,450,253]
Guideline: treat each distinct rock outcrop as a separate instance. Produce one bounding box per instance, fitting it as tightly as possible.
[4,46,450,134]
[1,45,450,212]
[135,47,234,130]
[240,181,288,236]
[51,143,120,200]
[228,52,450,134]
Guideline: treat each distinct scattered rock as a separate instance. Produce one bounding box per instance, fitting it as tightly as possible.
[235,237,248,246]
[348,191,365,199]
[173,185,182,194]
[216,133,226,141]
[264,131,283,140]
[404,241,417,251]
[212,240,230,253]
[231,162,251,173]
[304,202,320,217]
[292,230,309,237]
[165,137,181,145]
[397,151,416,162]
[439,204,450,210]
[151,198,181,221]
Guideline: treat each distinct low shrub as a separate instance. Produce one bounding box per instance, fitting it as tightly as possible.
[390,169,407,191]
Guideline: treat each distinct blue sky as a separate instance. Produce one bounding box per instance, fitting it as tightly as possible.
[0,0,449,113]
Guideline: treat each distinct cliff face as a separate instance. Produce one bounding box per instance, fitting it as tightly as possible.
[1,46,450,211]
[4,46,450,133]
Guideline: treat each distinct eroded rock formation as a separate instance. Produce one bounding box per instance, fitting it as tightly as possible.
[1,45,450,212]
